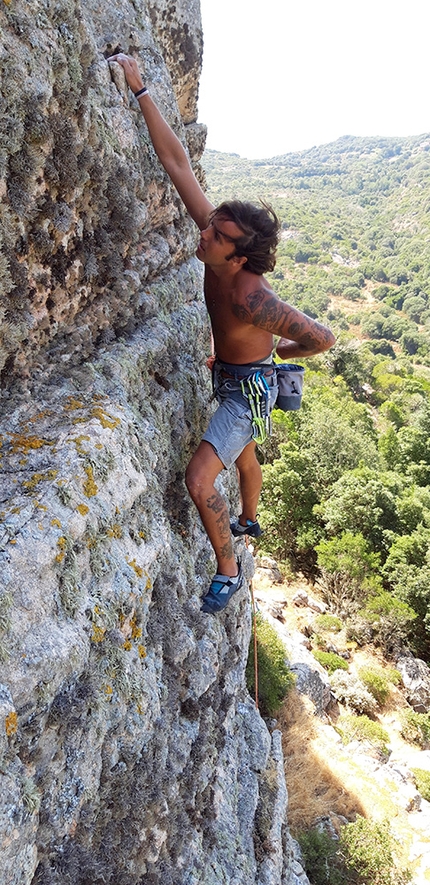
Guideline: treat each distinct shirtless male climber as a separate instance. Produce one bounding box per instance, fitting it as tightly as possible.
[108,53,336,615]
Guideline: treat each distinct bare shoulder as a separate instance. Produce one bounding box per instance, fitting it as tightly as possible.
[232,274,285,324]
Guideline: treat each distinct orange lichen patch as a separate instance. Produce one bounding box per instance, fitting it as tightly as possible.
[23,469,58,492]
[51,518,62,528]
[38,523,44,530]
[130,619,142,641]
[55,537,67,563]
[11,507,21,514]
[123,640,132,651]
[127,558,143,578]
[28,410,53,423]
[63,397,85,411]
[83,465,98,498]
[9,538,17,545]
[72,405,120,431]
[91,625,106,643]
[9,434,55,455]
[104,685,113,699]
[19,458,28,466]
[138,531,146,539]
[5,711,18,736]
[95,443,103,450]
[77,503,89,516]
[71,435,91,455]
[107,524,122,539]
[90,406,121,430]
[138,645,146,659]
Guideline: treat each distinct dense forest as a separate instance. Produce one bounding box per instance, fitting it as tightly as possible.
[203,135,430,660]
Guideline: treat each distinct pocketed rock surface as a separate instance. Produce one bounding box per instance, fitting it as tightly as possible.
[0,1,307,883]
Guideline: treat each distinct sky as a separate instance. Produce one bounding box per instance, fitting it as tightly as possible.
[198,0,430,159]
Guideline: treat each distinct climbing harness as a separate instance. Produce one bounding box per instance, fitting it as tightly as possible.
[240,370,272,445]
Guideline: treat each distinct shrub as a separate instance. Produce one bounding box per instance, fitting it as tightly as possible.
[330,671,378,714]
[358,667,391,707]
[312,633,329,650]
[299,818,411,885]
[246,613,295,716]
[336,713,389,754]
[385,667,402,686]
[411,767,430,801]
[400,710,430,748]
[345,615,374,646]
[339,816,411,884]
[313,614,343,633]
[313,650,349,674]
[298,828,344,885]
[359,591,417,653]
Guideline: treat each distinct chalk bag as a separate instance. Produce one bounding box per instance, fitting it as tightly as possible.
[275,364,305,411]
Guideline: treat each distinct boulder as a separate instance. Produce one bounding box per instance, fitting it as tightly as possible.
[397,656,430,712]
[292,590,327,613]
[283,635,332,714]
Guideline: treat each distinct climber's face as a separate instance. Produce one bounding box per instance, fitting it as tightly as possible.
[196,216,246,269]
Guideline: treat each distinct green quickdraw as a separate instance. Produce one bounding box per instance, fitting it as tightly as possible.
[240,371,272,444]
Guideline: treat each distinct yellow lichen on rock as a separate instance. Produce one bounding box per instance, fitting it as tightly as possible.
[76,503,89,516]
[83,465,98,497]
[5,711,18,737]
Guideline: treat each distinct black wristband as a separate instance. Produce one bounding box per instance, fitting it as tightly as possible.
[134,87,148,98]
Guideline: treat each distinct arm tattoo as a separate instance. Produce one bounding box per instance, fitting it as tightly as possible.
[232,289,286,331]
[247,290,266,312]
[233,287,333,353]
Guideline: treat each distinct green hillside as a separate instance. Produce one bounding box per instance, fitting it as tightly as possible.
[203,135,430,349]
[202,137,430,660]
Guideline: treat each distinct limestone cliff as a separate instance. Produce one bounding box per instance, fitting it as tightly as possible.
[0,2,307,883]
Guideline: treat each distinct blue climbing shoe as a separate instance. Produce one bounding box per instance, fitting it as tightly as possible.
[201,564,244,614]
[230,518,263,538]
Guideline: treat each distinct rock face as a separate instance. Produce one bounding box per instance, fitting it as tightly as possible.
[0,0,203,384]
[0,2,306,884]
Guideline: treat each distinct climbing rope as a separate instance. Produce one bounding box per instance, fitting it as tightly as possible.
[246,536,259,710]
[250,577,259,710]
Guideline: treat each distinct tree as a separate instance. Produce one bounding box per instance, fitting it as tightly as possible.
[259,443,319,561]
[297,402,379,488]
[382,527,430,637]
[315,531,381,614]
[317,467,401,555]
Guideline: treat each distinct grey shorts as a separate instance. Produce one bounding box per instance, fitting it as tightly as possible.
[202,367,278,469]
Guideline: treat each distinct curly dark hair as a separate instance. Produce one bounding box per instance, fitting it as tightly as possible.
[211,200,280,274]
